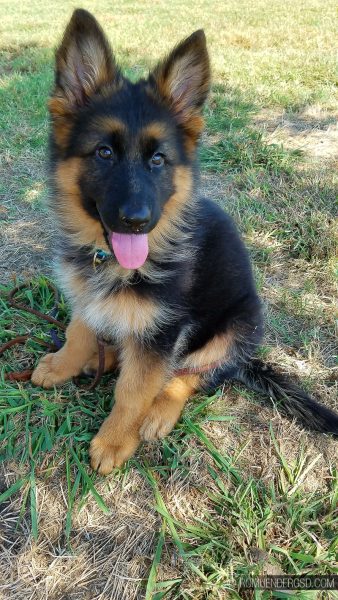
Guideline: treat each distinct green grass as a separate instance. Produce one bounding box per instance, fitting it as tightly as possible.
[1,1,338,598]
[201,89,303,174]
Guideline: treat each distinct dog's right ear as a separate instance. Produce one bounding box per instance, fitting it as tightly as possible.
[49,9,119,123]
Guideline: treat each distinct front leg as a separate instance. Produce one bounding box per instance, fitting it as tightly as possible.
[31,316,98,388]
[90,338,168,474]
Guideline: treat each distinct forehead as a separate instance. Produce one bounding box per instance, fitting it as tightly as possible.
[83,81,175,142]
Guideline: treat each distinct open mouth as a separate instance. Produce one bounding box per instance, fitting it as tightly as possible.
[108,231,149,270]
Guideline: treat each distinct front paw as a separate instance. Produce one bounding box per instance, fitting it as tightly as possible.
[139,407,177,441]
[31,353,71,389]
[89,432,139,474]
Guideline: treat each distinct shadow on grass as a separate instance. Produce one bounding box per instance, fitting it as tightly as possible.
[200,84,336,266]
[200,83,302,174]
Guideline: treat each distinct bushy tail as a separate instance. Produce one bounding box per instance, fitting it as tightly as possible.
[232,359,338,436]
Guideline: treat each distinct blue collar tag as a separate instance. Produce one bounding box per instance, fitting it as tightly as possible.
[93,249,111,268]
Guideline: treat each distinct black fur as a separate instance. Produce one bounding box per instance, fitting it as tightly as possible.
[208,360,338,436]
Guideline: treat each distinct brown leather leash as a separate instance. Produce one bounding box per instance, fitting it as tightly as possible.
[1,282,105,390]
[1,281,224,389]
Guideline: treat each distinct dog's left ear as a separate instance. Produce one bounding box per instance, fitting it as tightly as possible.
[149,30,210,145]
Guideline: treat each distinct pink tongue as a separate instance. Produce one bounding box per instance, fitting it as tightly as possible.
[110,232,149,269]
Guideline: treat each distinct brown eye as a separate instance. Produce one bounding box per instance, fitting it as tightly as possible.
[96,146,113,160]
[150,152,165,167]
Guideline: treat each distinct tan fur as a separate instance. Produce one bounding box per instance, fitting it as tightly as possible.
[140,374,200,441]
[182,331,235,370]
[89,338,168,473]
[146,79,204,152]
[61,264,171,338]
[148,165,195,260]
[61,266,87,299]
[48,96,75,148]
[31,316,98,388]
[83,344,118,375]
[140,330,232,441]
[49,92,126,150]
[56,257,178,333]
[91,115,126,135]
[140,122,169,140]
[159,165,193,222]
[183,114,205,153]
[139,331,235,443]
[81,287,168,340]
[55,158,108,249]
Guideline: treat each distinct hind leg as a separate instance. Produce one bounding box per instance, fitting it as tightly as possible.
[31,316,98,388]
[139,329,241,440]
[139,374,200,440]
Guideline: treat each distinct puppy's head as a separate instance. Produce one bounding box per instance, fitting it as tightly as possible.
[50,9,210,269]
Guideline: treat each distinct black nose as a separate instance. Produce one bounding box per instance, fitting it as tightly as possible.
[119,205,151,231]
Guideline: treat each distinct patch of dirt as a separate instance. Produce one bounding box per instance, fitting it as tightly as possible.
[253,106,338,160]
[0,204,55,283]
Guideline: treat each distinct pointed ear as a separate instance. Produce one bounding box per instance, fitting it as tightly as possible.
[50,9,119,114]
[149,30,210,144]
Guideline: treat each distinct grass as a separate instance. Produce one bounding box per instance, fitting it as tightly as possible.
[1,286,337,597]
[1,290,337,598]
[0,1,337,599]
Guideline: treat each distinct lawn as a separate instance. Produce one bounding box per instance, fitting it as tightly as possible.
[0,1,337,599]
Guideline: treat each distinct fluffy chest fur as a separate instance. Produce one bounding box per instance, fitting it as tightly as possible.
[56,260,174,341]
[82,289,164,340]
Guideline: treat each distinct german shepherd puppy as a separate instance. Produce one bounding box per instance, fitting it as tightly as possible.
[32,9,338,474]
